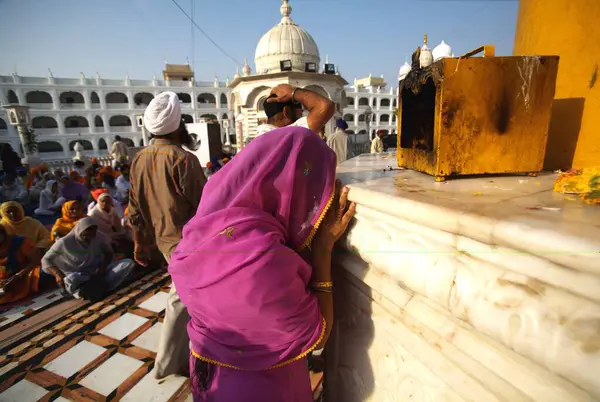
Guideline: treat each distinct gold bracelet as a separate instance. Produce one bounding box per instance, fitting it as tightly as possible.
[310,281,333,289]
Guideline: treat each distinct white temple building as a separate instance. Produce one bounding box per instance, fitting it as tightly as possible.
[0,0,453,161]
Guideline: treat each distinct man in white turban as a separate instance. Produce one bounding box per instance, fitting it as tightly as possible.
[129,91,206,379]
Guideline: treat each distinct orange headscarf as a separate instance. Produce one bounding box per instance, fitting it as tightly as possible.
[50,200,87,241]
[69,170,87,185]
[91,188,109,201]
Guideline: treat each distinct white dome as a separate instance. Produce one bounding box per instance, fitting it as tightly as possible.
[254,0,320,74]
[432,40,452,61]
[398,62,411,81]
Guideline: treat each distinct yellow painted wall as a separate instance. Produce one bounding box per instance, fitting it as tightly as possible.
[513,0,600,170]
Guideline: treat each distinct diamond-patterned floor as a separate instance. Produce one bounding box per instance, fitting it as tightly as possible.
[0,268,324,401]
[0,270,190,401]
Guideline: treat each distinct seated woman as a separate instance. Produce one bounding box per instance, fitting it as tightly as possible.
[0,202,52,252]
[88,188,124,218]
[89,193,129,243]
[59,174,89,203]
[50,200,86,241]
[0,224,47,304]
[42,217,135,301]
[169,127,356,401]
[35,180,66,216]
[0,174,28,204]
[28,171,50,204]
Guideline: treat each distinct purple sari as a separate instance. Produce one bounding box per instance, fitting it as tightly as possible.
[169,126,336,401]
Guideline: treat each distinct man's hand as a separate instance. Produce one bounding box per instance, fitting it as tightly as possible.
[267,84,296,104]
[134,244,152,267]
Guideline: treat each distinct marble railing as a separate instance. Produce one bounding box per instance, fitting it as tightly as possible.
[325,153,600,401]
[46,156,113,174]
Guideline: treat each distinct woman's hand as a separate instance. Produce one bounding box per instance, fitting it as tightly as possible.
[312,181,356,252]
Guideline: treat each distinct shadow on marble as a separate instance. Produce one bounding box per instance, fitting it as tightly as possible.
[324,258,376,402]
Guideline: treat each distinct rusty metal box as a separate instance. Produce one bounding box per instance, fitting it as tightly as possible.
[396,55,559,181]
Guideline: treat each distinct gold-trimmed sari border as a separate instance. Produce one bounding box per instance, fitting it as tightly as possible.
[297,186,336,252]
[190,317,326,371]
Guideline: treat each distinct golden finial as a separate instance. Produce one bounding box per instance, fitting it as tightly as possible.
[424,33,428,46]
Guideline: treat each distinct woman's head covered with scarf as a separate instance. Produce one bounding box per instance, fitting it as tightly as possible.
[170,126,336,371]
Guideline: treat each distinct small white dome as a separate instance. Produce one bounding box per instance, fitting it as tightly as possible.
[242,59,252,76]
[398,62,411,81]
[432,40,452,61]
[254,0,320,74]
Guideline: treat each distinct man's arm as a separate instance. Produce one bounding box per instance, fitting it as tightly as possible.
[177,155,206,211]
[128,159,155,266]
[268,84,335,133]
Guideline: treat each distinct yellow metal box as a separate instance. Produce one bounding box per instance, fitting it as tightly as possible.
[396,55,559,180]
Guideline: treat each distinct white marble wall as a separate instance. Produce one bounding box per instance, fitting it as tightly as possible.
[325,155,600,401]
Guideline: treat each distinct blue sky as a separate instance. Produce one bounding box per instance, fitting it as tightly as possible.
[0,0,519,85]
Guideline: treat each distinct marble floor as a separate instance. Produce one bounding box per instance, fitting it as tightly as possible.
[0,271,324,401]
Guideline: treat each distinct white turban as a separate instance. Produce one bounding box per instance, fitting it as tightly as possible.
[143,91,181,136]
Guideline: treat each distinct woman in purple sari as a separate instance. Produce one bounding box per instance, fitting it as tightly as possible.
[170,126,356,401]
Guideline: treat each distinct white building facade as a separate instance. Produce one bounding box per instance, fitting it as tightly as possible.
[0,73,234,161]
[0,0,455,161]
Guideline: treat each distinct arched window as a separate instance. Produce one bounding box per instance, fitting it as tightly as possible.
[7,90,19,103]
[380,114,390,123]
[347,130,355,134]
[65,116,89,128]
[91,91,100,104]
[134,92,154,106]
[139,138,144,147]
[106,92,128,104]
[177,93,192,103]
[69,140,93,151]
[109,115,131,127]
[98,138,108,150]
[380,99,391,107]
[0,118,7,130]
[121,138,135,147]
[358,114,366,122]
[343,114,354,122]
[392,114,397,123]
[346,97,355,106]
[197,93,216,104]
[200,114,218,121]
[392,99,397,107]
[182,114,194,124]
[358,97,369,106]
[220,93,228,105]
[372,98,377,107]
[26,91,53,104]
[38,141,64,153]
[221,113,228,120]
[32,116,58,129]
[94,115,104,127]
[60,91,84,104]
[358,130,367,134]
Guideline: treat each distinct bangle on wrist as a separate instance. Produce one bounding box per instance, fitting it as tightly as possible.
[311,287,333,294]
[310,281,333,289]
[291,87,301,103]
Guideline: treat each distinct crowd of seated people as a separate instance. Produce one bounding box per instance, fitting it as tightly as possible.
[0,158,138,305]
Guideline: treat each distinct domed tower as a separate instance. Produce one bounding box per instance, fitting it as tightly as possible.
[228,0,347,149]
[254,0,321,74]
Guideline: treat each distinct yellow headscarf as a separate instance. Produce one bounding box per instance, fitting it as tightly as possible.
[0,201,52,249]
[50,200,86,241]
